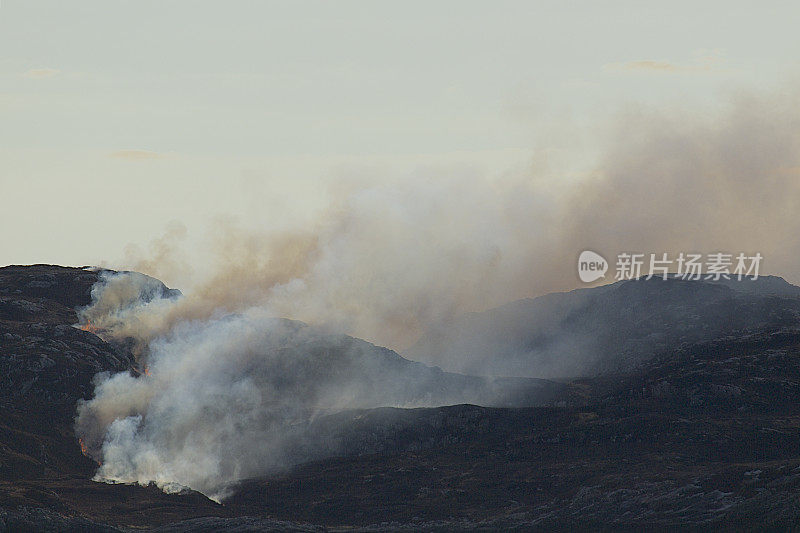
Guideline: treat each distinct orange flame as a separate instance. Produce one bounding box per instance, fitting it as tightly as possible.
[143,365,151,376]
[78,438,101,465]
[79,318,100,333]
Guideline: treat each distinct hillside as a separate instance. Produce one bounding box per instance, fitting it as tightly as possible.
[408,275,800,378]
[2,265,800,530]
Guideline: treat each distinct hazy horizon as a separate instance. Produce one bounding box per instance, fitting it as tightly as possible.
[4,1,800,349]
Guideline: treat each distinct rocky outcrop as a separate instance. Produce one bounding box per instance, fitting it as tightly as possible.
[0,266,226,530]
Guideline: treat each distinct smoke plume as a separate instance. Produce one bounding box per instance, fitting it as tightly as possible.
[104,87,800,354]
[77,85,800,498]
[77,306,426,500]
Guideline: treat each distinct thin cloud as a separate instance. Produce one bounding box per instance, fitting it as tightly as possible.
[111,150,165,160]
[620,60,689,72]
[605,50,724,74]
[21,68,61,79]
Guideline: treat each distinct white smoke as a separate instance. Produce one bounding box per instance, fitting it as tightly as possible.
[79,301,389,499]
[79,270,179,335]
[76,84,800,499]
[113,86,800,357]
[76,273,535,500]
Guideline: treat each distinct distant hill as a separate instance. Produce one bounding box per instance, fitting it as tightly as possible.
[4,265,800,529]
[407,275,800,378]
[0,265,568,504]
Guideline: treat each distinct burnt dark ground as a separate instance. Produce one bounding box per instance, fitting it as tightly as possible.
[2,265,800,531]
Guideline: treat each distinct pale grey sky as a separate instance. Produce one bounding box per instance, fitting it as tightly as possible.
[2,1,799,270]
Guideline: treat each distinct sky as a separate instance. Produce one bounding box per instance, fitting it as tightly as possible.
[2,1,800,283]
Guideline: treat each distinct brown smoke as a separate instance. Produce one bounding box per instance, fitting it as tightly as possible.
[77,83,800,500]
[109,85,800,352]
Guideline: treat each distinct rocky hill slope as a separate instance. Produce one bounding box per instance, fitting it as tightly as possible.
[408,275,800,378]
[2,265,800,530]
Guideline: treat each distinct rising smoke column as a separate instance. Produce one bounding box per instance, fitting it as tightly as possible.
[76,272,503,500]
[114,87,800,358]
[76,294,405,499]
[77,85,800,497]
